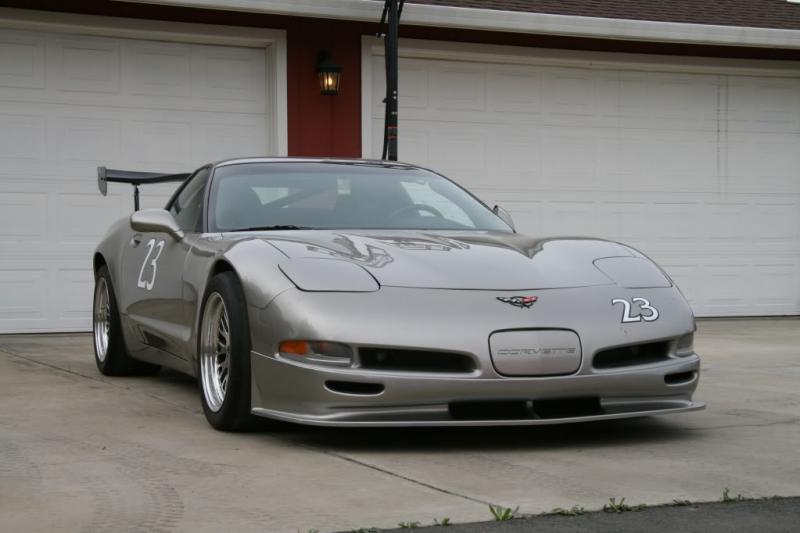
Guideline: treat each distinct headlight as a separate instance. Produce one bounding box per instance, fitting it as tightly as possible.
[278,340,353,367]
[279,258,379,292]
[594,257,672,288]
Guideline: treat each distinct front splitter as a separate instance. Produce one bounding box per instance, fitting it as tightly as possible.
[251,401,705,427]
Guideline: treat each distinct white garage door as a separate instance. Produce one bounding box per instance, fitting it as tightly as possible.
[0,28,270,333]
[366,43,800,317]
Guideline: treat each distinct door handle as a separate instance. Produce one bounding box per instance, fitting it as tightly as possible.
[131,234,142,247]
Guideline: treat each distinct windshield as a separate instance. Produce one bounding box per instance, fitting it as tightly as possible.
[209,162,512,232]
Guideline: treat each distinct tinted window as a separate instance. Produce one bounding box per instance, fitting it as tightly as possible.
[170,167,209,232]
[210,162,511,232]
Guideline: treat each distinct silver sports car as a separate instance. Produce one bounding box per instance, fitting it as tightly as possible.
[93,158,703,431]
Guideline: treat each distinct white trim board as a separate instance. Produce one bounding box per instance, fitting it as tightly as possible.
[0,7,289,156]
[121,0,800,49]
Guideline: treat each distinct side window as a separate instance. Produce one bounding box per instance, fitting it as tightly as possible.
[170,167,209,232]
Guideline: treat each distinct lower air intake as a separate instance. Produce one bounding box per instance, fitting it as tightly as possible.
[359,348,475,373]
[593,341,671,369]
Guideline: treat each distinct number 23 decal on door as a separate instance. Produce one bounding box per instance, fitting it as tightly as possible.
[612,297,659,323]
[137,238,165,291]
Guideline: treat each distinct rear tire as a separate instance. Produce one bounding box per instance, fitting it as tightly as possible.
[93,265,161,376]
[198,272,258,431]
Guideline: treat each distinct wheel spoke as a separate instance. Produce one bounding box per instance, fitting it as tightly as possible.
[94,277,111,363]
[200,293,233,413]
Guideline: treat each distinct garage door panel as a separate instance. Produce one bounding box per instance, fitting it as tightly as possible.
[195,119,269,163]
[428,130,485,174]
[55,191,126,246]
[55,116,123,163]
[0,28,270,332]
[55,267,94,322]
[727,133,800,194]
[430,64,486,111]
[0,191,47,243]
[195,45,266,104]
[132,119,193,167]
[0,106,270,181]
[0,266,48,324]
[0,258,95,332]
[752,202,800,249]
[56,36,122,94]
[487,133,543,181]
[0,30,266,114]
[0,178,131,253]
[0,112,46,162]
[486,68,543,114]
[0,30,46,89]
[128,41,193,98]
[727,77,800,133]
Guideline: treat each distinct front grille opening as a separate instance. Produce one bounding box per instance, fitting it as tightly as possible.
[448,397,603,421]
[449,400,530,420]
[533,397,603,419]
[359,348,476,373]
[325,381,384,396]
[593,341,671,369]
[665,371,696,385]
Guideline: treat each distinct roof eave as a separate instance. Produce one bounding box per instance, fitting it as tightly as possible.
[118,0,800,49]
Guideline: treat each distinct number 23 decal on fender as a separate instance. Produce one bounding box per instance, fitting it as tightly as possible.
[137,238,165,291]
[612,297,659,323]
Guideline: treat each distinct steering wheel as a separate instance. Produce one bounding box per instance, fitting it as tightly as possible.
[388,203,445,220]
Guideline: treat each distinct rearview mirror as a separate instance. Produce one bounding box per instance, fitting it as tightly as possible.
[492,205,515,231]
[130,209,184,240]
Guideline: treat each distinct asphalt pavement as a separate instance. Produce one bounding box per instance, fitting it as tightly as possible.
[374,498,800,533]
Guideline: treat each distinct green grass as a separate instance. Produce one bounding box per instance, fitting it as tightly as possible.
[489,504,519,521]
[603,497,647,513]
[551,505,586,516]
[721,488,747,503]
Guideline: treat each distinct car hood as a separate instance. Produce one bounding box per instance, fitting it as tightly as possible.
[260,230,631,290]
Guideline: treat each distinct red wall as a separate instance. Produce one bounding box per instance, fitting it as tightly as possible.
[286,19,363,157]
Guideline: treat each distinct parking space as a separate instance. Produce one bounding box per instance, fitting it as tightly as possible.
[1,319,798,532]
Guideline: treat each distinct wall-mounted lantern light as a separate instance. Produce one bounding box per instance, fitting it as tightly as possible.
[316,50,342,96]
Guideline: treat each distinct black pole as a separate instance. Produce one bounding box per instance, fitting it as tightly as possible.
[382,0,400,161]
[133,184,140,211]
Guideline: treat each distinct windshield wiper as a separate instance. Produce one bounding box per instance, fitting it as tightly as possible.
[236,225,314,231]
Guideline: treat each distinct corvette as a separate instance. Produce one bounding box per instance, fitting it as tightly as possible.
[92,158,703,430]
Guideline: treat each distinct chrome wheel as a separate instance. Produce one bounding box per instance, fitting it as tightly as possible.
[93,277,111,363]
[200,293,231,413]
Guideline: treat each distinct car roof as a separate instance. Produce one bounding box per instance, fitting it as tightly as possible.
[212,157,417,169]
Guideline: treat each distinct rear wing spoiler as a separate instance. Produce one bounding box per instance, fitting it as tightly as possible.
[97,166,190,211]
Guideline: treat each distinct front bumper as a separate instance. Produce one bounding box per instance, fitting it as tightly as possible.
[250,350,703,426]
[248,286,703,427]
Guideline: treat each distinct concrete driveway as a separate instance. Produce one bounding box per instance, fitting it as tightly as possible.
[1,319,798,532]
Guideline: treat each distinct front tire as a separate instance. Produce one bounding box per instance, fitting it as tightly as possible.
[93,265,160,376]
[198,272,257,431]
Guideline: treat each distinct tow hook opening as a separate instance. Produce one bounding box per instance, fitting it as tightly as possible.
[664,371,696,385]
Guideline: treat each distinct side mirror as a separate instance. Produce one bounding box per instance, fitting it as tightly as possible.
[492,205,515,231]
[130,209,184,240]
